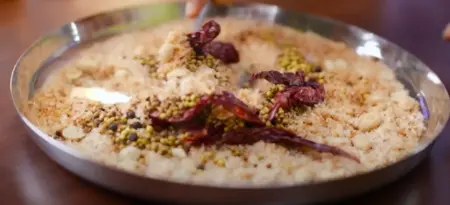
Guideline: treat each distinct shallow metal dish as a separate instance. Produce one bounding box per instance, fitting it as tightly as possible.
[10,2,450,205]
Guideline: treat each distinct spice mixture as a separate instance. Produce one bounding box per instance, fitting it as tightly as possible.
[28,18,425,187]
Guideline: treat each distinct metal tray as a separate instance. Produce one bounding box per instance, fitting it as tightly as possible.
[10,2,450,205]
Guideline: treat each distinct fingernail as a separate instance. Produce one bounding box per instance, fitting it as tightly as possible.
[185,1,195,18]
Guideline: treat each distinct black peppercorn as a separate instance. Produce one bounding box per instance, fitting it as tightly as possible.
[126,111,136,119]
[196,164,205,170]
[128,133,138,142]
[130,121,143,129]
[313,65,322,72]
[108,123,118,132]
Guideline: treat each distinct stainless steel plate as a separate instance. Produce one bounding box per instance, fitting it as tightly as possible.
[10,2,450,205]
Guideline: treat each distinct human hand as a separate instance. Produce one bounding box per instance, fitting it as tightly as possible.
[185,0,234,18]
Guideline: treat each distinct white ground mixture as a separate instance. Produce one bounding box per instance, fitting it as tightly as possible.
[28,18,425,187]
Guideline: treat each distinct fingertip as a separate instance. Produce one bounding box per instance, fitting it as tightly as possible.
[185,0,206,18]
[444,23,450,41]
[185,1,196,18]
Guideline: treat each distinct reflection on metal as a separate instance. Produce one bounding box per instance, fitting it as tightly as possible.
[70,87,131,104]
[69,22,80,42]
[356,40,382,58]
[229,4,279,21]
[356,33,382,58]
[427,72,441,85]
[361,32,375,40]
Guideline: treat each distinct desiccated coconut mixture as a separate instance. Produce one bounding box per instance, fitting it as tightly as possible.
[28,18,425,187]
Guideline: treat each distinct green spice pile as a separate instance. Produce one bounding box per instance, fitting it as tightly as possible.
[259,102,298,128]
[133,55,159,77]
[258,82,309,127]
[153,94,201,120]
[59,101,189,157]
[278,48,315,72]
[277,47,325,83]
[207,114,246,133]
[185,51,220,72]
[264,84,286,98]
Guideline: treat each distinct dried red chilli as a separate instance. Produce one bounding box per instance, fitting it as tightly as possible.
[250,71,306,86]
[268,84,325,121]
[187,20,220,52]
[186,20,240,64]
[150,96,210,124]
[202,41,239,64]
[250,71,325,121]
[184,127,359,163]
[148,92,358,162]
[210,91,262,125]
[149,91,262,129]
[149,96,210,130]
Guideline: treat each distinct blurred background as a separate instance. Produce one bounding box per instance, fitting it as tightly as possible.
[1,0,448,94]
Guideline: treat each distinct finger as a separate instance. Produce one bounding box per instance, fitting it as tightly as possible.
[443,23,450,41]
[185,0,208,18]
